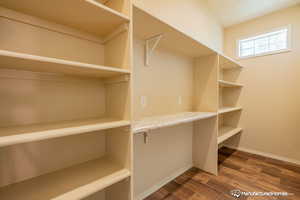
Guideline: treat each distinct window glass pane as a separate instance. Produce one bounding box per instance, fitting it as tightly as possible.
[238,27,289,58]
[241,40,254,49]
[269,31,287,51]
[255,37,268,54]
[240,48,254,57]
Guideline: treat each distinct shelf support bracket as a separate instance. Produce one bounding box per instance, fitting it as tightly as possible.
[143,131,149,144]
[145,34,163,67]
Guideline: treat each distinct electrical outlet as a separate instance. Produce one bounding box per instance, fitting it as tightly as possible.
[141,96,147,108]
[178,96,182,105]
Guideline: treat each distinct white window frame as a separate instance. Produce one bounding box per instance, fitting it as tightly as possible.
[236,25,292,59]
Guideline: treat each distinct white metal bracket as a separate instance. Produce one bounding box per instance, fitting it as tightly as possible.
[145,34,163,66]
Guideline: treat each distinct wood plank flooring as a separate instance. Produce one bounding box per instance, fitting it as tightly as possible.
[145,147,300,200]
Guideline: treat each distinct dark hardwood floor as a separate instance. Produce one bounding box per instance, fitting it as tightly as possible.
[145,147,300,200]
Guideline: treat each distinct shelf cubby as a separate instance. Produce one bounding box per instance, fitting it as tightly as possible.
[0,5,130,72]
[0,157,130,200]
[218,126,242,144]
[0,0,130,38]
[218,110,242,145]
[219,54,243,70]
[0,68,130,145]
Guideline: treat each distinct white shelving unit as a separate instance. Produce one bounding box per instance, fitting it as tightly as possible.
[218,54,243,152]
[0,0,132,199]
[133,112,217,134]
[0,1,246,199]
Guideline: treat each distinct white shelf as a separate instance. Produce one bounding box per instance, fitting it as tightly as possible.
[133,5,215,58]
[219,54,243,70]
[218,107,242,114]
[0,0,130,37]
[218,126,242,144]
[133,112,217,134]
[219,80,243,88]
[0,50,130,78]
[0,157,130,200]
[0,118,130,147]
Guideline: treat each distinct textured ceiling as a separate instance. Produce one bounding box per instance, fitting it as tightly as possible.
[206,0,300,27]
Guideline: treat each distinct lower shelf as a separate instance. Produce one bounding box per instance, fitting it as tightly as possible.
[133,112,217,134]
[218,126,242,144]
[0,157,130,200]
[0,118,130,147]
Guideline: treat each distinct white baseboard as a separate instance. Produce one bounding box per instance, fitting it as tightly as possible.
[135,164,193,200]
[225,145,300,166]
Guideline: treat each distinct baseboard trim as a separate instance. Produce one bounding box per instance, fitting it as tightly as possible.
[135,164,193,200]
[225,145,300,166]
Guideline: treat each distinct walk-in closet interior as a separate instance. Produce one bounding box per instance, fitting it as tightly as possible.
[0,0,299,200]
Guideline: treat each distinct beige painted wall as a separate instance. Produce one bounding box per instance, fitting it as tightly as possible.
[133,0,223,52]
[133,38,194,198]
[134,124,193,198]
[224,5,300,162]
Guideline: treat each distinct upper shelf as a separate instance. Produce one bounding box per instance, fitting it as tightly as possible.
[0,157,130,200]
[0,118,130,147]
[0,50,130,78]
[219,54,244,70]
[133,5,215,58]
[219,107,242,114]
[133,112,217,134]
[219,80,243,88]
[0,0,130,38]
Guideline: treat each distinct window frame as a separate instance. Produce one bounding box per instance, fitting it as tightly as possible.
[236,25,292,59]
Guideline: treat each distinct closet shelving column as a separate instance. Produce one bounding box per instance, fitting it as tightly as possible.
[132,6,220,195]
[0,0,133,199]
[217,54,244,145]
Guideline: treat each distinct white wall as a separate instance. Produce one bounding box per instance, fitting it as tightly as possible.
[133,0,223,52]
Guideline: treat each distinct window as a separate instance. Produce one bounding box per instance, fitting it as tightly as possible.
[238,26,291,58]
